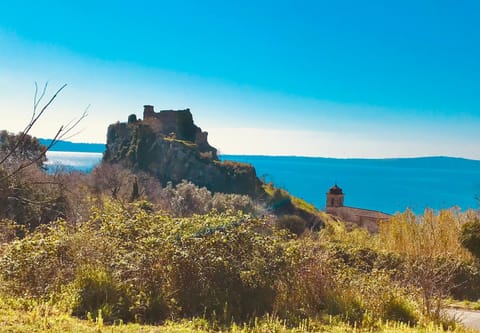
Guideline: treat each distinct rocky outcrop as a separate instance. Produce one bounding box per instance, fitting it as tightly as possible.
[104,106,263,196]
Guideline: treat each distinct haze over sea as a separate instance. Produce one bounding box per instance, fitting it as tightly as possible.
[46,151,480,215]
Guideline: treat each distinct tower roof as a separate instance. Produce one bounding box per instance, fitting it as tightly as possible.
[328,184,343,195]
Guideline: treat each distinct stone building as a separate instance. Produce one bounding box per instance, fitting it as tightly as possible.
[141,105,217,158]
[325,184,390,232]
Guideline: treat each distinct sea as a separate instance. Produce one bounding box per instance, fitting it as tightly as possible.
[46,151,480,215]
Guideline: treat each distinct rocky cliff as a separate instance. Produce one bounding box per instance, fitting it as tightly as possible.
[104,106,263,197]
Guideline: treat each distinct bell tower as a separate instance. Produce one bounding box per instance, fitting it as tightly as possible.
[326,184,344,209]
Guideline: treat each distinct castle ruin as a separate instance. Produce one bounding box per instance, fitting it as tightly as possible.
[135,105,217,158]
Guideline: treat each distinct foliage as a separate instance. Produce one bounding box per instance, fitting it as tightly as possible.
[263,183,324,232]
[376,209,480,319]
[378,209,473,260]
[277,215,307,235]
[0,164,68,231]
[321,209,480,322]
[90,163,142,201]
[158,180,262,217]
[1,297,477,333]
[0,130,46,168]
[6,83,479,330]
[0,219,25,244]
[449,262,480,300]
[70,266,130,322]
[0,131,70,230]
[1,132,480,331]
[0,200,295,324]
[459,217,480,260]
[3,195,480,329]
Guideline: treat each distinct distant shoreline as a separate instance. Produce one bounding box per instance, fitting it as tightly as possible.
[39,139,105,153]
[44,150,480,214]
[40,139,480,162]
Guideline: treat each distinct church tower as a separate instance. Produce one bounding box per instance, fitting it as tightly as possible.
[326,184,344,209]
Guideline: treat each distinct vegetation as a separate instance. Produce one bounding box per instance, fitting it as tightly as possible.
[1,90,480,331]
[1,298,478,333]
[460,217,480,260]
[0,184,479,331]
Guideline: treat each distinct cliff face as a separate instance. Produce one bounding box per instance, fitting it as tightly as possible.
[104,106,263,196]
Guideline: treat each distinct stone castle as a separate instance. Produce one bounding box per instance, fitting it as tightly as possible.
[325,184,390,232]
[104,105,263,196]
[139,105,217,158]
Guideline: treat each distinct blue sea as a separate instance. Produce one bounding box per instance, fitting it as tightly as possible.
[46,151,480,215]
[46,151,103,173]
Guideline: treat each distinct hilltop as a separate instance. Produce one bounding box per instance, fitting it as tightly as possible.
[103,105,324,229]
[104,106,262,197]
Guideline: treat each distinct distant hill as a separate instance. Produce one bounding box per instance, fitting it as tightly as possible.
[39,139,105,153]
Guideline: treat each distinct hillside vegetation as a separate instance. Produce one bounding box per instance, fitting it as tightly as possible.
[1,129,480,332]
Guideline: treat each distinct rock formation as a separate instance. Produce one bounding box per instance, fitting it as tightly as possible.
[104,106,263,196]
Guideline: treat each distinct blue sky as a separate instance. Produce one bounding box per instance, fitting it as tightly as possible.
[0,1,479,158]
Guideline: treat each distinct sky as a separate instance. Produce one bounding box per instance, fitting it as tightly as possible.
[0,0,479,158]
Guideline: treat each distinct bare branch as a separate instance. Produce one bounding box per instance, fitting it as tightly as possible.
[31,82,38,124]
[0,83,88,182]
[57,108,89,141]
[0,83,67,166]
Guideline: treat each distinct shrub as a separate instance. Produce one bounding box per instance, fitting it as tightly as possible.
[274,247,340,321]
[210,192,259,215]
[0,130,46,168]
[0,221,75,296]
[0,200,295,324]
[165,215,294,321]
[379,209,473,260]
[451,262,480,300]
[273,237,415,326]
[161,180,211,216]
[277,214,307,235]
[0,165,68,230]
[383,297,417,324]
[70,266,129,322]
[460,217,480,260]
[159,180,262,217]
[0,219,24,244]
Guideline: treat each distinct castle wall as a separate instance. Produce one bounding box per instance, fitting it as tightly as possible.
[139,105,217,159]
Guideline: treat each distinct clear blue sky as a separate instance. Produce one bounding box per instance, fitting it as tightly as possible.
[1,1,479,158]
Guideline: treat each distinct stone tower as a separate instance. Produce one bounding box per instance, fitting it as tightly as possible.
[326,184,344,208]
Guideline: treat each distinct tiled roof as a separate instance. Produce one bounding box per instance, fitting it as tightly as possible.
[342,206,390,219]
[328,184,343,195]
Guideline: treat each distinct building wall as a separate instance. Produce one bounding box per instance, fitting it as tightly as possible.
[327,206,390,233]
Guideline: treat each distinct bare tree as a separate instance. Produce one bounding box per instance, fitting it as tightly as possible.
[403,255,462,321]
[0,82,88,182]
[0,82,88,230]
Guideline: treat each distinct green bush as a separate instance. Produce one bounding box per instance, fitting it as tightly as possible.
[460,218,480,260]
[4,198,472,328]
[70,267,129,322]
[164,215,294,321]
[159,180,262,217]
[383,297,417,324]
[451,262,480,300]
[0,200,296,324]
[323,292,365,325]
[0,221,75,296]
[277,214,307,235]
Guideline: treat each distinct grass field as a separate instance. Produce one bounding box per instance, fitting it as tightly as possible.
[0,299,477,333]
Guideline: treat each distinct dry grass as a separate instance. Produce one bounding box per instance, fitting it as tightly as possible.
[378,209,476,261]
[0,299,476,333]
